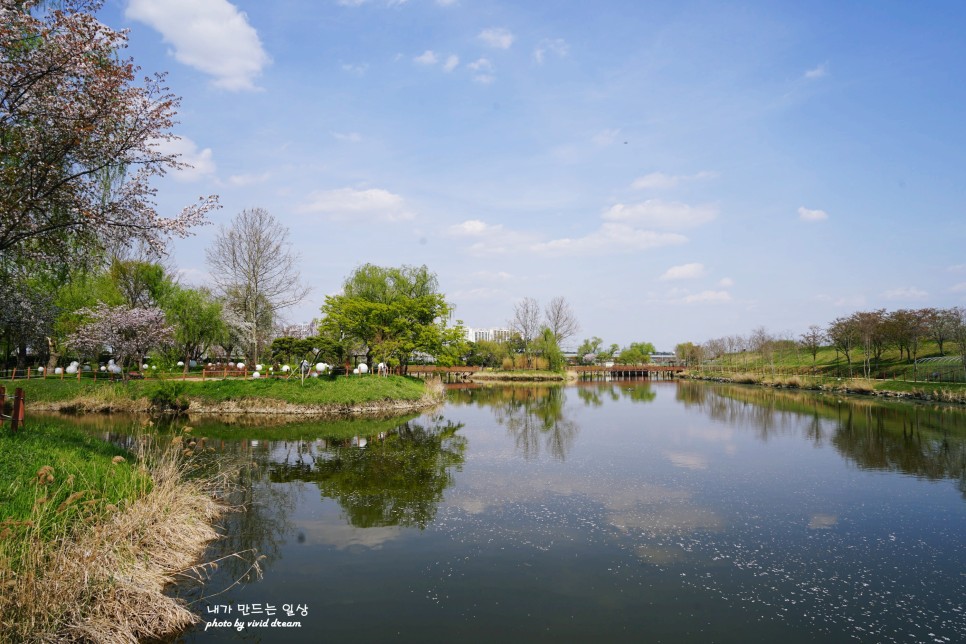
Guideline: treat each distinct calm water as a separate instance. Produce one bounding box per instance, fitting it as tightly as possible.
[81,382,966,642]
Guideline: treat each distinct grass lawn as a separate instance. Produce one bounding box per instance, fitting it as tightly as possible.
[9,374,428,410]
[0,420,150,545]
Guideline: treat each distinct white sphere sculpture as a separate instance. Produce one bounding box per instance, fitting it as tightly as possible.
[37,366,44,373]
[358,363,369,374]
[142,364,149,370]
[54,367,63,375]
[65,364,77,374]
[315,362,325,372]
[256,364,264,371]
[177,361,185,367]
[237,362,245,369]
[189,360,198,368]
[99,366,105,372]
[353,367,359,374]
[281,365,290,372]
[252,371,261,378]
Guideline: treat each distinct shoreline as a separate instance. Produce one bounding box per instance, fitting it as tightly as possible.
[21,377,446,418]
[683,372,966,405]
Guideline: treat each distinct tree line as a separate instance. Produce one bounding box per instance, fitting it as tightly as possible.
[680,307,966,378]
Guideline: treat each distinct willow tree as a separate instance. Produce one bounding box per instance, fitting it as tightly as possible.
[320,264,460,373]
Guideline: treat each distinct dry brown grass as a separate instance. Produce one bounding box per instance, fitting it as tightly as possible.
[0,441,233,643]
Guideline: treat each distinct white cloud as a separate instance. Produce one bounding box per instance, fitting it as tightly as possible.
[798,206,828,222]
[534,38,568,64]
[341,62,369,75]
[468,58,495,84]
[603,199,718,230]
[448,219,502,236]
[631,171,716,190]
[947,264,966,273]
[226,172,270,187]
[479,27,514,49]
[660,263,706,281]
[126,0,270,91]
[332,131,362,142]
[530,223,687,256]
[592,129,621,146]
[471,270,514,282]
[414,50,438,65]
[883,287,928,300]
[719,277,734,287]
[682,290,732,304]
[297,187,413,222]
[443,54,460,72]
[951,283,966,293]
[804,63,828,79]
[436,0,457,5]
[150,136,215,181]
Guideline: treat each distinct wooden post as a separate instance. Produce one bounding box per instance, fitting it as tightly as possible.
[11,388,24,432]
[11,368,16,381]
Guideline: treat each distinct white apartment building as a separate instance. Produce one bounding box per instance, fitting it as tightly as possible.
[464,326,515,343]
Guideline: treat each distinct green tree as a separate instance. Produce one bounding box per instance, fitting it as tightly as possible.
[534,327,566,372]
[162,286,226,373]
[321,264,454,373]
[576,336,603,363]
[617,341,655,365]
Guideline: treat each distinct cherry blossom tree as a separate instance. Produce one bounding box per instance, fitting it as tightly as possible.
[0,0,218,261]
[69,304,172,378]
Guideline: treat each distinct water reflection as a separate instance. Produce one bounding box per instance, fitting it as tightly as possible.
[449,385,577,460]
[268,415,466,528]
[678,381,966,494]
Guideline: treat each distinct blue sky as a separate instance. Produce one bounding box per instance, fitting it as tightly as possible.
[101,0,965,350]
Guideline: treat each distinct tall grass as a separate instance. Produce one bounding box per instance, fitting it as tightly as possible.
[0,426,236,642]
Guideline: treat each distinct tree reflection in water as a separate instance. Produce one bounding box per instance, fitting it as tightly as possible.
[677,381,966,497]
[268,415,466,528]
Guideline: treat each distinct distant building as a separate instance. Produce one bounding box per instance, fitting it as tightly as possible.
[651,351,676,365]
[464,326,515,343]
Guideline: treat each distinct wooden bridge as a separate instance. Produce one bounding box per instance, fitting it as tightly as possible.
[405,365,684,382]
[571,365,685,380]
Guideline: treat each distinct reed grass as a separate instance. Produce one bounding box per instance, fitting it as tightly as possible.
[0,427,237,642]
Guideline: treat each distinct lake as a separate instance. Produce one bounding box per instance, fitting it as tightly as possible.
[75,380,966,642]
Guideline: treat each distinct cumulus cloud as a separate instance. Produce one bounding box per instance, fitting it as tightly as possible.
[603,199,718,230]
[443,54,460,72]
[414,50,438,65]
[534,38,568,64]
[719,277,734,287]
[883,287,928,300]
[297,187,413,222]
[479,27,514,49]
[660,263,706,281]
[150,136,215,181]
[804,63,828,79]
[631,171,716,190]
[126,0,270,91]
[468,58,495,84]
[448,219,502,236]
[798,206,828,222]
